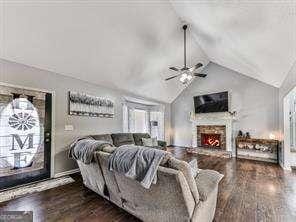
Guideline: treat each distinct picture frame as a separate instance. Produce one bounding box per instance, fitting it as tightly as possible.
[68,91,114,118]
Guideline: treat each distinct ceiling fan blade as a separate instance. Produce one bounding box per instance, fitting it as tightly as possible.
[165,74,180,81]
[181,67,189,71]
[169,67,179,72]
[194,73,207,78]
[189,63,203,72]
[195,63,203,69]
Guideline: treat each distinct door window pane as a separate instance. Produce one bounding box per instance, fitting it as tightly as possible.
[0,98,41,169]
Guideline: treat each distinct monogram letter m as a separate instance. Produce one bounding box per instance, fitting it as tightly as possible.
[11,134,34,150]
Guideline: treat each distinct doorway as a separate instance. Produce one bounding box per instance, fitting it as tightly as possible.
[283,86,296,170]
[0,84,52,190]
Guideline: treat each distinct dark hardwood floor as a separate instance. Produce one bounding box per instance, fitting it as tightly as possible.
[1,147,296,222]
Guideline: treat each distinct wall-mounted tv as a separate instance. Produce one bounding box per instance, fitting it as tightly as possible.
[194,91,228,113]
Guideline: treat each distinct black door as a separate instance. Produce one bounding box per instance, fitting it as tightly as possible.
[0,85,52,190]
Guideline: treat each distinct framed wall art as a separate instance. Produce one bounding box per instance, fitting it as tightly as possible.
[68,91,114,118]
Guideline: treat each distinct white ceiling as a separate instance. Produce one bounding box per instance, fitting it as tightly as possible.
[1,1,295,103]
[0,1,209,103]
[171,1,296,87]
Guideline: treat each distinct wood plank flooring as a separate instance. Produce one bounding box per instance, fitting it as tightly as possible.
[1,147,296,222]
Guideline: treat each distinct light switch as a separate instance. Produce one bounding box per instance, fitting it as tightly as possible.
[65,125,74,131]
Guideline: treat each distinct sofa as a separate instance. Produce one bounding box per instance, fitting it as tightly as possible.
[90,133,167,149]
[75,133,223,222]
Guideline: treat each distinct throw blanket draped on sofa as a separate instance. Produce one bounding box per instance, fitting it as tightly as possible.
[69,137,113,164]
[108,145,166,189]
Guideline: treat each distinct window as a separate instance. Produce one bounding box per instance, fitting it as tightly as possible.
[134,109,149,133]
[289,92,296,151]
[123,100,165,140]
[124,107,149,133]
[129,109,149,133]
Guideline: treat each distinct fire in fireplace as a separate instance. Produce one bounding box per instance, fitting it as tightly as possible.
[201,133,221,148]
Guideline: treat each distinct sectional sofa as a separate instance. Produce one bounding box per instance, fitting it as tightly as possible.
[90,133,167,149]
[75,133,223,222]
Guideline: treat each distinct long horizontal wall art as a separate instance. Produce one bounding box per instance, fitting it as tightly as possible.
[68,91,114,118]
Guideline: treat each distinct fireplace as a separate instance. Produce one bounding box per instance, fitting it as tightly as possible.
[191,112,233,157]
[197,125,226,150]
[201,133,221,148]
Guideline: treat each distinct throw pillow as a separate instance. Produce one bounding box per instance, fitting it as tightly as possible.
[142,137,158,147]
[188,159,199,178]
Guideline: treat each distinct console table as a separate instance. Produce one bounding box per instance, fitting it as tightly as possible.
[235,137,279,163]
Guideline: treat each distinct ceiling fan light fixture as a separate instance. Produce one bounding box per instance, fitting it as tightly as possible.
[179,73,188,83]
[165,24,206,83]
[179,73,192,84]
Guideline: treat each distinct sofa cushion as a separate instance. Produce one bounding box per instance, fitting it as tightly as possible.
[111,133,135,147]
[195,169,224,201]
[157,140,167,148]
[133,133,151,146]
[102,146,117,153]
[90,134,113,144]
[142,137,158,147]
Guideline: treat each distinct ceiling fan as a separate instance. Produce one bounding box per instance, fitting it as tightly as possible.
[165,24,207,84]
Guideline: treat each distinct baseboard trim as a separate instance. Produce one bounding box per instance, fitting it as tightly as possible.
[168,145,187,148]
[279,162,291,171]
[282,166,292,171]
[54,168,80,178]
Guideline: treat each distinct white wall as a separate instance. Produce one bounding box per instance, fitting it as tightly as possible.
[171,62,279,147]
[279,60,296,169]
[0,59,172,175]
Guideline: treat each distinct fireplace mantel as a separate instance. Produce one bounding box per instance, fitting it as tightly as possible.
[190,112,234,155]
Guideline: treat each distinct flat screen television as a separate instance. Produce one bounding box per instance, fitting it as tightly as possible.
[194,91,228,113]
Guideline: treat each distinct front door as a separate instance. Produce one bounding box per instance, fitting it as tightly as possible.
[0,84,52,190]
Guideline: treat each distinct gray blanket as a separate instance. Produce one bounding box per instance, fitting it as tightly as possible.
[108,145,166,189]
[69,137,113,164]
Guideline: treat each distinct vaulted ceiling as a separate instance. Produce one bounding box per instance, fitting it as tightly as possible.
[0,1,208,103]
[171,1,296,87]
[1,1,295,103]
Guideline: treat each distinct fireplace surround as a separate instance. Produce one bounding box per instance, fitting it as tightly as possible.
[190,112,234,156]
